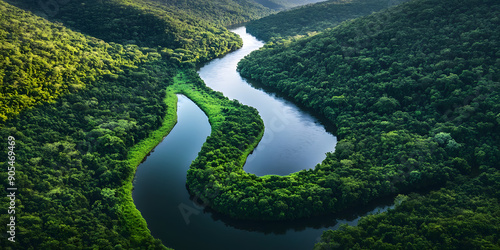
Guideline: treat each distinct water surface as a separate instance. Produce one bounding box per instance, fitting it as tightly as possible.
[199,26,337,176]
[133,27,391,250]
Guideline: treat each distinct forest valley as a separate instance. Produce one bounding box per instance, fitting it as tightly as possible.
[0,0,499,249]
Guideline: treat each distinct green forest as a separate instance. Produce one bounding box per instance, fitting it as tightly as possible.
[0,0,499,248]
[7,0,246,63]
[239,0,499,247]
[0,0,264,248]
[0,0,254,121]
[247,0,408,42]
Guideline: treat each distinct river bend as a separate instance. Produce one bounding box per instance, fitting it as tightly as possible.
[132,27,392,250]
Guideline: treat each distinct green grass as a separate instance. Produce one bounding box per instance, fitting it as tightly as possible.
[116,69,265,248]
[170,71,224,126]
[117,90,178,249]
[170,71,265,167]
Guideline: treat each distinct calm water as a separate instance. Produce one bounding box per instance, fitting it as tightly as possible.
[132,27,392,250]
[199,26,337,176]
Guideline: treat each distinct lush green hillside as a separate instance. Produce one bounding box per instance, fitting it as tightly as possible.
[0,0,145,121]
[2,0,499,248]
[145,0,273,26]
[11,0,273,26]
[1,0,260,121]
[247,0,407,41]
[257,0,327,9]
[0,1,182,248]
[315,174,500,249]
[0,0,267,248]
[238,0,500,245]
[0,60,175,249]
[7,0,245,64]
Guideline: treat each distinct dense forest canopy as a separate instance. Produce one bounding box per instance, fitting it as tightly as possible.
[7,0,245,63]
[314,174,500,249]
[251,0,327,10]
[0,0,140,121]
[178,0,500,225]
[239,0,499,247]
[247,0,409,41]
[145,0,273,25]
[0,0,499,248]
[0,0,258,121]
[7,0,272,26]
[0,1,185,248]
[0,0,263,248]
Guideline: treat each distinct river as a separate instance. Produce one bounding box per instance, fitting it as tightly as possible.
[199,26,337,176]
[132,26,393,250]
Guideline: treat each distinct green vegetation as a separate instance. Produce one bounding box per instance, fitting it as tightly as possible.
[255,0,327,10]
[0,0,252,122]
[142,0,273,26]
[14,0,275,26]
[238,0,500,246]
[247,0,406,42]
[2,0,499,247]
[0,0,258,121]
[9,0,246,64]
[0,0,261,248]
[50,0,243,63]
[0,0,138,121]
[119,90,178,250]
[167,71,267,215]
[1,0,275,247]
[0,55,176,248]
[315,174,500,249]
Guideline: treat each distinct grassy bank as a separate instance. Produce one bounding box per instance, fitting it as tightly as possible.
[118,91,178,249]
[117,68,265,248]
[171,71,265,168]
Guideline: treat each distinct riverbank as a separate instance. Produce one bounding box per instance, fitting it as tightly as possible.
[117,90,178,249]
[170,71,266,169]
[121,66,265,248]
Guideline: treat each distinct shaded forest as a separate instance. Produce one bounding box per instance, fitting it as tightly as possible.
[247,0,408,41]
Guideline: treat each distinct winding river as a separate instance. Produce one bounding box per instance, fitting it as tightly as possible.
[199,27,337,176]
[132,27,393,250]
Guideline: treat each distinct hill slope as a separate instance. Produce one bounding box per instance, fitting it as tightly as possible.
[0,0,259,121]
[247,0,408,41]
[0,0,145,121]
[7,0,246,64]
[254,0,327,10]
[0,0,267,248]
[0,1,179,248]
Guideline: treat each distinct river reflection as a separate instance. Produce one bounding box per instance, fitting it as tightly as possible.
[133,27,392,250]
[198,26,337,176]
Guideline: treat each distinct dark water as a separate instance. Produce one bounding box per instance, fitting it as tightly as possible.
[132,27,393,250]
[199,26,337,176]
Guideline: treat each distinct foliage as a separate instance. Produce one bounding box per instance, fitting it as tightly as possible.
[0,58,177,248]
[1,0,499,248]
[237,0,500,223]
[247,0,407,42]
[315,172,500,249]
[0,0,142,121]
[255,0,327,10]
[238,0,500,245]
[8,0,245,64]
[146,0,273,26]
[0,1,181,248]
